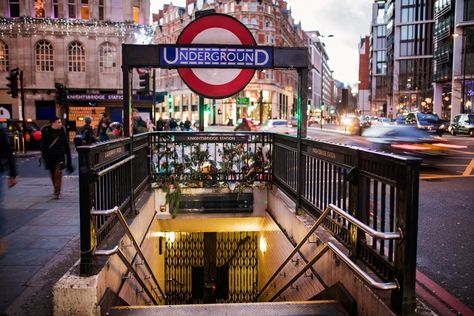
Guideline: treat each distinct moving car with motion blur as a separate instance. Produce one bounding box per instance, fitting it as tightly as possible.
[448,113,474,136]
[405,112,446,136]
[354,125,465,164]
[259,119,294,134]
[340,115,361,135]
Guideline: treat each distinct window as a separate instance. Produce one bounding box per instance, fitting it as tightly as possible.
[68,41,85,72]
[400,25,414,40]
[376,51,386,74]
[81,0,89,20]
[401,6,415,22]
[133,1,140,24]
[53,0,59,18]
[9,0,20,17]
[68,0,76,18]
[249,2,257,11]
[35,0,45,18]
[99,42,116,73]
[0,41,9,72]
[98,0,105,20]
[35,40,54,72]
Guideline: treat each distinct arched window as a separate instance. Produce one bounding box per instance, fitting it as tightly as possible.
[35,40,54,72]
[68,41,85,72]
[0,41,9,72]
[99,42,116,73]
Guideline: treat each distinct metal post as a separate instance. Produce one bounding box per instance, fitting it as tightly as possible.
[123,66,131,137]
[391,161,419,315]
[19,70,26,153]
[462,32,467,113]
[296,68,308,212]
[152,69,156,125]
[79,147,96,275]
[259,89,264,125]
[199,95,204,131]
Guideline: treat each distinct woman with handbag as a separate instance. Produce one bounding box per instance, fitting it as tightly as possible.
[40,116,74,199]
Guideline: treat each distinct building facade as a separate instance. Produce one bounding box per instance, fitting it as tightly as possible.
[306,30,335,121]
[0,0,152,133]
[358,36,371,116]
[153,0,306,125]
[386,0,435,117]
[369,0,388,117]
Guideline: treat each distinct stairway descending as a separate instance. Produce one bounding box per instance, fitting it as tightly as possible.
[108,300,348,316]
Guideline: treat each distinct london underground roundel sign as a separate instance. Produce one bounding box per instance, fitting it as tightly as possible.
[176,14,256,99]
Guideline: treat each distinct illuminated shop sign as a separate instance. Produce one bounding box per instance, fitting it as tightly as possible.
[160,45,273,69]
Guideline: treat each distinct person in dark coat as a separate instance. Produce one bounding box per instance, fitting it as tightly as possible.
[77,116,96,145]
[132,109,147,134]
[41,116,74,199]
[0,126,17,254]
[97,112,110,142]
[156,117,164,131]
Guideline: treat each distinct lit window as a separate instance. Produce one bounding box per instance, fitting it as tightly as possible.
[68,41,85,72]
[35,0,45,18]
[0,41,9,72]
[9,0,20,17]
[133,6,140,23]
[35,40,54,72]
[99,42,116,73]
[81,0,89,20]
[68,0,76,18]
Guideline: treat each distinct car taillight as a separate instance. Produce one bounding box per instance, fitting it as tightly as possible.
[391,143,430,150]
[432,143,467,149]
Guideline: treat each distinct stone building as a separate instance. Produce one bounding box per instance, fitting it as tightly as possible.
[152,0,306,125]
[0,0,152,134]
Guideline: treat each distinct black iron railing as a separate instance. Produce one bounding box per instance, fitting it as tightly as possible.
[272,134,420,315]
[78,135,149,275]
[150,132,272,187]
[78,131,420,314]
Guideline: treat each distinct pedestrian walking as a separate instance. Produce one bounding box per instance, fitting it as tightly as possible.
[156,117,164,131]
[97,112,110,142]
[40,116,74,199]
[0,126,17,255]
[132,109,147,134]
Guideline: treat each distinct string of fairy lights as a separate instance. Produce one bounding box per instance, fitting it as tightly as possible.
[0,17,156,43]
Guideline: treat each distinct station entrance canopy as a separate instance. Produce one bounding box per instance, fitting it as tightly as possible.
[121,12,308,136]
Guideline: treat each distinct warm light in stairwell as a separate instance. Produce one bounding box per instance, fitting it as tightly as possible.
[260,236,267,254]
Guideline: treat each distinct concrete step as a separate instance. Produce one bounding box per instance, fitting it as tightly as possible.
[109,300,348,316]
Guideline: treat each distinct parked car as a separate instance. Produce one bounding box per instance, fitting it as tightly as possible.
[448,113,474,136]
[259,119,294,134]
[405,112,445,136]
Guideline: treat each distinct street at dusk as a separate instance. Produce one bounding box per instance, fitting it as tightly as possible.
[1,1,474,316]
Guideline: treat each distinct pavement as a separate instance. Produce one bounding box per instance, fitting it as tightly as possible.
[0,155,80,316]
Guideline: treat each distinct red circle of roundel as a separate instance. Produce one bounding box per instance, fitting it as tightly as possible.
[177,14,256,99]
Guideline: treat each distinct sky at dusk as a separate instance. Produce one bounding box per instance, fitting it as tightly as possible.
[150,0,373,86]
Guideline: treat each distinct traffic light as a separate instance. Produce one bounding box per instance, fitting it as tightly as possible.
[320,103,325,110]
[137,72,150,95]
[168,94,173,113]
[6,68,19,98]
[55,82,66,104]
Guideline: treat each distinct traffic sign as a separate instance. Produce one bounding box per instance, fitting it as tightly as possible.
[237,97,250,106]
[176,14,257,99]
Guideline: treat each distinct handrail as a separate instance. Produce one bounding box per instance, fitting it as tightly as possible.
[97,155,135,177]
[256,206,332,299]
[91,206,166,302]
[328,242,399,291]
[95,246,160,305]
[328,204,403,240]
[261,204,402,300]
[268,244,330,302]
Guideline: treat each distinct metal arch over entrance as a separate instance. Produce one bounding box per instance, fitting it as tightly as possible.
[121,13,308,137]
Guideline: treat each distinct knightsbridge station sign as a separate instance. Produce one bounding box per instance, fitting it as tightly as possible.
[160,45,272,68]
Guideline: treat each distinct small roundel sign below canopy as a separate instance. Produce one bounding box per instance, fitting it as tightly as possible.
[173,14,259,99]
